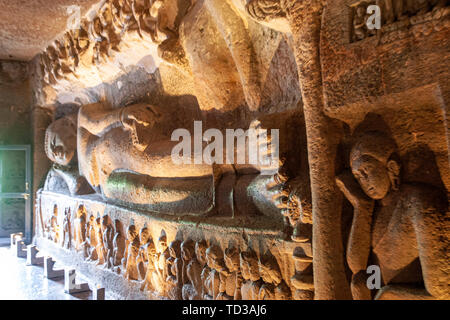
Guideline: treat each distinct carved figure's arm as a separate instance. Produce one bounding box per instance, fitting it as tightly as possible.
[336,170,374,299]
[78,102,123,136]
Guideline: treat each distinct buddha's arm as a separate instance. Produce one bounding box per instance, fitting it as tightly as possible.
[78,102,123,136]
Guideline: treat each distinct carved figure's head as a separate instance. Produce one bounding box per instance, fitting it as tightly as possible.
[127,224,138,241]
[169,240,181,259]
[205,245,226,271]
[101,215,109,228]
[45,114,77,166]
[181,239,195,262]
[224,246,240,272]
[350,131,401,200]
[240,249,260,282]
[114,219,122,233]
[139,226,150,244]
[147,239,156,256]
[158,233,167,252]
[76,205,86,219]
[195,240,207,266]
[356,4,366,17]
[258,253,282,285]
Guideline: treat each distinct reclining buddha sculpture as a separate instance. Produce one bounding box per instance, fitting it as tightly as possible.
[44,101,280,216]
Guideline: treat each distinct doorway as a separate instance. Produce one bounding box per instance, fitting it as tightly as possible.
[0,145,31,243]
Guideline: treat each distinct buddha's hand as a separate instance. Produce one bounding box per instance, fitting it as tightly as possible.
[120,104,161,131]
[336,170,374,211]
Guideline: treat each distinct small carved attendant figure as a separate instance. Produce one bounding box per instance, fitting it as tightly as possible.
[94,216,105,265]
[336,131,449,300]
[223,246,242,300]
[196,240,210,299]
[240,249,262,300]
[181,240,203,300]
[166,240,183,300]
[73,205,87,251]
[151,233,170,295]
[122,224,140,280]
[258,253,283,300]
[140,238,156,292]
[85,214,97,260]
[101,215,114,268]
[62,208,71,249]
[137,226,152,280]
[50,205,60,244]
[353,4,368,41]
[111,219,126,273]
[204,245,229,300]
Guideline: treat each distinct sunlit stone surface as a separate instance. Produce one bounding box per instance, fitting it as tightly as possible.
[0,0,448,300]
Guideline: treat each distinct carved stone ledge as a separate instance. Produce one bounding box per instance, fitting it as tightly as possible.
[35,190,313,300]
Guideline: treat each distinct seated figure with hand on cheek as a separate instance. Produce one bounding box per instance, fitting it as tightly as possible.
[336,131,449,300]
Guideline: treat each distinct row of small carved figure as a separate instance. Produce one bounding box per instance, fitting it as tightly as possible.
[40,0,174,85]
[352,0,448,41]
[43,204,303,300]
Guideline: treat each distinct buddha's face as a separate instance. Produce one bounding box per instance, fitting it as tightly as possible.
[169,242,180,258]
[45,118,76,166]
[351,155,391,200]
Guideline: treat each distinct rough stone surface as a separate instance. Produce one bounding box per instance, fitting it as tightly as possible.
[0,0,448,301]
[0,0,101,61]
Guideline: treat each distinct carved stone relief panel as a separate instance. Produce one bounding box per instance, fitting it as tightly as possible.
[35,191,313,300]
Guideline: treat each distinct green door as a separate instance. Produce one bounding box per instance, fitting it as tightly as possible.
[0,146,31,242]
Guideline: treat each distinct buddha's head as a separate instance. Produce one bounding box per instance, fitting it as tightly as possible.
[350,131,401,200]
[45,114,77,166]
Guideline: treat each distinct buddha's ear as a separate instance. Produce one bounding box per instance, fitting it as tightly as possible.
[387,159,400,190]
